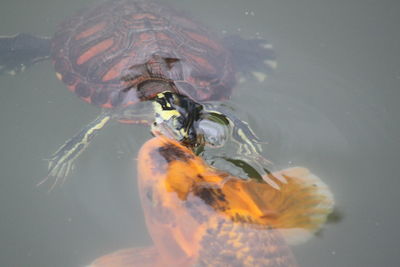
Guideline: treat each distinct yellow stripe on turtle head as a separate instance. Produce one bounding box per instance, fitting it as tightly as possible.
[152,101,180,120]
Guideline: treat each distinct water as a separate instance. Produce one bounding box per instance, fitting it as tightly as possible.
[0,0,399,266]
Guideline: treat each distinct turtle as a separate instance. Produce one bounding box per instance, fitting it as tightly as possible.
[0,0,276,185]
[88,135,335,266]
[45,88,284,189]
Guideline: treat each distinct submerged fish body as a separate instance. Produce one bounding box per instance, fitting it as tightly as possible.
[89,136,334,267]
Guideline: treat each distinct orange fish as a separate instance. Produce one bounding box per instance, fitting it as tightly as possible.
[90,136,334,266]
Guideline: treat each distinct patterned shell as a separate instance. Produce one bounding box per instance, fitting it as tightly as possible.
[51,0,235,108]
[89,136,334,267]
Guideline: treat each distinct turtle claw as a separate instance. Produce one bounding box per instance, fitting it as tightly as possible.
[38,112,111,190]
[40,140,86,190]
[38,148,77,191]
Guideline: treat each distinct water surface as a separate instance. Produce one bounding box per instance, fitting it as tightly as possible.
[0,0,399,266]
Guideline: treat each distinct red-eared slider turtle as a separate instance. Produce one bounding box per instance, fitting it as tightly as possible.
[0,0,276,186]
[88,135,334,266]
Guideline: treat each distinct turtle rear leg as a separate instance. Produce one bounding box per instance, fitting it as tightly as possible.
[0,33,51,75]
[223,35,277,82]
[39,112,112,190]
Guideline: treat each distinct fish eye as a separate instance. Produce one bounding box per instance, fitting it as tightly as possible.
[146,188,153,201]
[144,187,159,208]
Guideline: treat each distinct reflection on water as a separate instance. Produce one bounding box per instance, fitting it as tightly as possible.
[0,0,399,266]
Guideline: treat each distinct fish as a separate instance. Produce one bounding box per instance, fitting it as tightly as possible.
[89,135,334,266]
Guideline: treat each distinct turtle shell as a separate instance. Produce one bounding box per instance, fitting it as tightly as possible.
[51,0,235,109]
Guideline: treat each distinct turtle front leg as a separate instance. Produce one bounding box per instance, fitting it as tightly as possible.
[201,104,286,188]
[39,112,112,190]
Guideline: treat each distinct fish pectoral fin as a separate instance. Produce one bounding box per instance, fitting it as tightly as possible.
[88,247,159,267]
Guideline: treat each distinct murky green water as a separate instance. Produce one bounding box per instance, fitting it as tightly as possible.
[0,0,399,266]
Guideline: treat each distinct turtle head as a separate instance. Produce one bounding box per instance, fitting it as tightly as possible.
[151,91,204,147]
[151,91,232,149]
